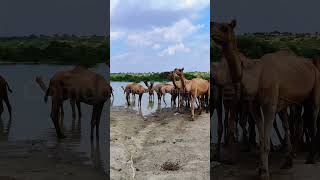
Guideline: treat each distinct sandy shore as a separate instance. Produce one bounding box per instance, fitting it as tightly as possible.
[110,107,210,180]
[211,143,320,180]
[0,140,107,180]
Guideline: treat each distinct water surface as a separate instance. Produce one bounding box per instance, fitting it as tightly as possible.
[0,63,109,175]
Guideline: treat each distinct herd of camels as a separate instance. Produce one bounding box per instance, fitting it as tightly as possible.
[120,68,210,120]
[0,65,113,139]
[212,19,320,180]
[1,19,318,180]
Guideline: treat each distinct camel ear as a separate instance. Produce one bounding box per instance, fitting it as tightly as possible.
[181,67,184,71]
[229,19,237,29]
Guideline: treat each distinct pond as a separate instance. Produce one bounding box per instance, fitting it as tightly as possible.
[0,63,109,175]
[110,82,176,116]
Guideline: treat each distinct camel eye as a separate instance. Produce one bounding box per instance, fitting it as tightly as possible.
[220,26,228,33]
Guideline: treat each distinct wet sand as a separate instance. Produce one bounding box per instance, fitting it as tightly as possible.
[110,107,210,180]
[211,143,320,180]
[0,140,107,180]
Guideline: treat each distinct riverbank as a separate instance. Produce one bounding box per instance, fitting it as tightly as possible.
[210,143,320,180]
[0,140,107,180]
[110,107,210,179]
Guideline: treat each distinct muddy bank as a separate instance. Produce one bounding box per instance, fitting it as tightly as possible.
[110,107,210,180]
[211,144,320,180]
[0,140,107,180]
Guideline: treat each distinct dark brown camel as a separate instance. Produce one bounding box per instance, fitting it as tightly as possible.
[36,67,111,139]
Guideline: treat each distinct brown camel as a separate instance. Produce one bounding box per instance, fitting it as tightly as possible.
[160,84,176,106]
[0,76,12,120]
[36,67,112,139]
[212,19,320,180]
[122,83,149,106]
[173,68,209,120]
[153,83,166,104]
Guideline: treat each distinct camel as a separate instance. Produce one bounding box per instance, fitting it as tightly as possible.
[160,84,176,106]
[0,76,12,120]
[36,66,112,139]
[173,68,209,120]
[36,66,85,119]
[122,83,149,106]
[143,80,155,102]
[212,19,320,180]
[153,83,166,104]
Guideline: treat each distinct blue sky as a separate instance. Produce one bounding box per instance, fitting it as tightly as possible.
[110,0,210,73]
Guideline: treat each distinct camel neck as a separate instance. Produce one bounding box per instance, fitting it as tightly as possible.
[179,74,187,90]
[222,43,242,83]
[172,75,178,88]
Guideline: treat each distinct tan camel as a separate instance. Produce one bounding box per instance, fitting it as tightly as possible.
[173,68,209,120]
[36,67,112,139]
[0,76,12,120]
[153,83,166,104]
[122,83,149,106]
[212,19,320,180]
[160,84,176,106]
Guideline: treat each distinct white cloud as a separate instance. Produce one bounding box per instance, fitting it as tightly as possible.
[110,31,125,41]
[152,44,161,50]
[159,43,190,56]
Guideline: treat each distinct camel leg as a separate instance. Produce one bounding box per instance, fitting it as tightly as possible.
[278,110,293,169]
[228,108,237,144]
[91,105,98,140]
[51,99,65,139]
[126,92,130,106]
[76,101,82,118]
[163,94,167,106]
[215,87,223,161]
[224,107,230,145]
[139,94,143,107]
[3,94,12,120]
[70,99,76,118]
[306,105,320,164]
[95,103,104,138]
[273,117,285,147]
[190,95,195,121]
[258,104,276,180]
[239,109,249,148]
[60,102,64,124]
[0,100,4,117]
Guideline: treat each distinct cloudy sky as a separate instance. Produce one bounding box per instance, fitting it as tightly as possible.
[110,0,210,73]
[0,0,109,36]
[212,0,320,33]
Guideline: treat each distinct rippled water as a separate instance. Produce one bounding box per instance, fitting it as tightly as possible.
[0,63,109,175]
[110,82,176,116]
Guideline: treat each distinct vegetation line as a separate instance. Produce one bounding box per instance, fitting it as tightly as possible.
[0,35,109,66]
[110,72,209,82]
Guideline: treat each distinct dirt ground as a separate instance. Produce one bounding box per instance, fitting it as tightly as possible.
[211,143,320,180]
[0,140,106,180]
[110,107,210,180]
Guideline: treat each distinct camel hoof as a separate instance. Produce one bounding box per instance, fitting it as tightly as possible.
[258,168,269,180]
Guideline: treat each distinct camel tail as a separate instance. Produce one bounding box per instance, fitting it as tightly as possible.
[6,82,12,93]
[35,76,48,92]
[35,76,50,103]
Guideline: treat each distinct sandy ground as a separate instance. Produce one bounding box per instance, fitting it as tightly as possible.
[110,107,210,180]
[0,140,106,180]
[211,143,320,180]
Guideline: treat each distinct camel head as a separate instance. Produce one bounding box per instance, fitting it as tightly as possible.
[144,80,154,95]
[211,19,237,48]
[173,68,184,77]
